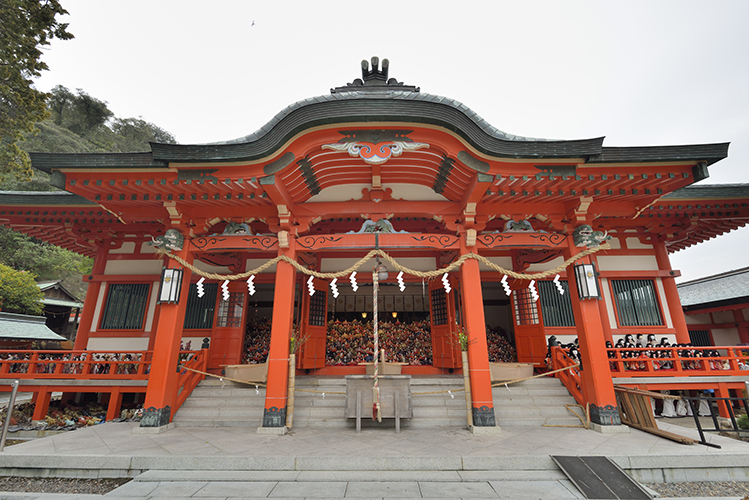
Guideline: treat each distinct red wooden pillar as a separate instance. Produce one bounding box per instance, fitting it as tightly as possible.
[32,390,52,421]
[73,245,110,350]
[140,248,193,428]
[592,256,614,344]
[565,239,621,427]
[459,247,496,427]
[262,242,297,429]
[654,241,690,344]
[106,387,123,421]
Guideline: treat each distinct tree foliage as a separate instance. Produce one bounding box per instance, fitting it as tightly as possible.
[23,86,176,154]
[0,227,92,299]
[0,263,45,315]
[0,0,73,183]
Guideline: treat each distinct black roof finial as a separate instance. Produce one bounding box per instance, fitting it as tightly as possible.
[332,57,419,94]
[361,57,388,82]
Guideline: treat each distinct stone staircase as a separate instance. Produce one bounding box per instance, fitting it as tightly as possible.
[173,375,582,428]
[172,378,266,427]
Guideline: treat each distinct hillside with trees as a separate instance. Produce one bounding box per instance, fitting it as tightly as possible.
[0,86,177,307]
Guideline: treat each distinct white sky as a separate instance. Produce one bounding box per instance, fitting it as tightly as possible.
[34,0,749,283]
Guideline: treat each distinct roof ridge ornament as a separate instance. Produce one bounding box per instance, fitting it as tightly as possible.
[331,56,420,94]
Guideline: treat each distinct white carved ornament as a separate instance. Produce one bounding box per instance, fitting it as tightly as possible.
[322,141,430,165]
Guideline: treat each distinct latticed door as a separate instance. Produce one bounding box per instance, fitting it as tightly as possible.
[298,277,329,369]
[511,281,546,367]
[429,276,461,369]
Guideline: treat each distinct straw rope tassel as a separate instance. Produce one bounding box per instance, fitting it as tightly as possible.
[161,244,609,283]
[372,266,381,422]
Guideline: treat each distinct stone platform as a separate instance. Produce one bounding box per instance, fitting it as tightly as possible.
[0,419,748,499]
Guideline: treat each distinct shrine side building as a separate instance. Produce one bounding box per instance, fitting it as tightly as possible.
[1,57,748,430]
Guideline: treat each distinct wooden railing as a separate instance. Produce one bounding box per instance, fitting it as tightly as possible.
[550,346,584,405]
[0,350,153,379]
[605,346,749,377]
[551,345,749,421]
[174,349,209,415]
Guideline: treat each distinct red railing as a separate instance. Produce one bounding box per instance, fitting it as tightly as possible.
[550,346,584,405]
[0,350,153,379]
[605,346,749,377]
[174,349,209,415]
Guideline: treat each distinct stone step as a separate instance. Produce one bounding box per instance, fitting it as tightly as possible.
[176,375,579,429]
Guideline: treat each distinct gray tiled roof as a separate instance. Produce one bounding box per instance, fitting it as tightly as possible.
[0,312,66,341]
[677,267,749,306]
[664,183,749,199]
[148,90,606,163]
[0,191,95,205]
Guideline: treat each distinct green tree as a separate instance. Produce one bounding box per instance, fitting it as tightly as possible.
[0,263,44,315]
[0,226,92,299]
[0,0,73,183]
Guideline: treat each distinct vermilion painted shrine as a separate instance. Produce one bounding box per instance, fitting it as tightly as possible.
[1,57,748,431]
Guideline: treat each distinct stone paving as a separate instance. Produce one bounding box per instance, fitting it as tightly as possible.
[0,419,747,499]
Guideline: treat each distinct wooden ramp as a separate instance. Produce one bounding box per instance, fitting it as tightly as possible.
[614,385,697,445]
[551,456,652,499]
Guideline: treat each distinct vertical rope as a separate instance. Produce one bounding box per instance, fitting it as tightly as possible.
[372,265,381,422]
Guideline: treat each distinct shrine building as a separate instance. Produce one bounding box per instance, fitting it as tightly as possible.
[1,57,748,431]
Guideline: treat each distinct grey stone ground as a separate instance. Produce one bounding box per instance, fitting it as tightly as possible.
[0,419,747,499]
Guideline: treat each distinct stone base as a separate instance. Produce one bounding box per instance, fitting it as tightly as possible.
[256,425,288,435]
[590,422,630,434]
[468,424,502,435]
[132,423,175,435]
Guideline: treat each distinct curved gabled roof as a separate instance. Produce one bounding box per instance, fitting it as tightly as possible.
[149,90,606,163]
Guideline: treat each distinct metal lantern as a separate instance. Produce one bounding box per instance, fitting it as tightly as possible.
[574,262,600,299]
[158,267,183,304]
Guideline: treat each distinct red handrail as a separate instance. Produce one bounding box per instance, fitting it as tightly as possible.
[550,347,584,405]
[173,349,209,416]
[605,346,749,377]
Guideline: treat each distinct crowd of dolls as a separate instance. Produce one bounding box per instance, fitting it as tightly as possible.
[242,317,273,364]
[605,333,741,372]
[0,351,145,375]
[325,319,434,366]
[486,326,518,363]
[241,317,520,366]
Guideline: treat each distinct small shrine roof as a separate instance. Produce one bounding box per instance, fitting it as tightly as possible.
[678,267,749,309]
[0,312,66,341]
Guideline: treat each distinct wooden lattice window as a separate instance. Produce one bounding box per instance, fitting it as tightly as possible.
[611,279,663,326]
[538,280,575,327]
[216,292,243,327]
[100,283,150,330]
[183,283,217,330]
[308,291,326,326]
[513,288,539,326]
[689,330,712,347]
[431,288,448,325]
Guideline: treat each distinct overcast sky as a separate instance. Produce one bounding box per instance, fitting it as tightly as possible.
[34,0,749,283]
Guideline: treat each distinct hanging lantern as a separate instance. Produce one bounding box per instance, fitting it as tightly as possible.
[574,262,600,299]
[157,267,183,304]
